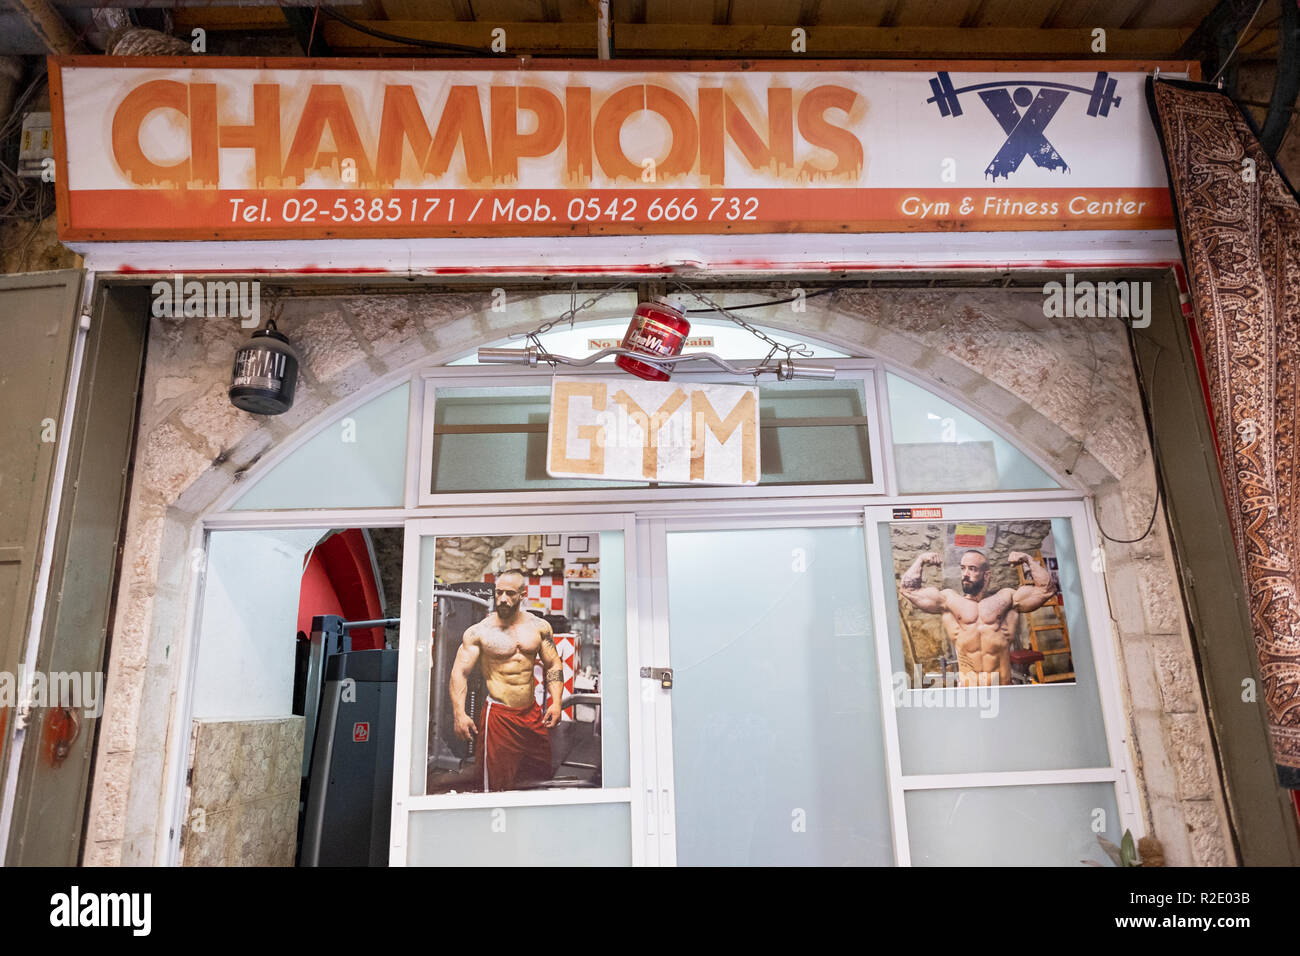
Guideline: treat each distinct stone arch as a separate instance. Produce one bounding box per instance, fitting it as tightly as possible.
[86,283,1233,868]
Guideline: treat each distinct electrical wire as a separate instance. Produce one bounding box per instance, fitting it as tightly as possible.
[316,6,508,55]
[1091,344,1163,544]
[684,288,835,313]
[1211,0,1269,86]
[0,66,56,230]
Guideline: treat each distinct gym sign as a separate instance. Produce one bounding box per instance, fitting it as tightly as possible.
[547,377,759,485]
[49,58,1177,240]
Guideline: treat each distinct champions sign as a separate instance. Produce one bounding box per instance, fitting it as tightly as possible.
[49,58,1175,241]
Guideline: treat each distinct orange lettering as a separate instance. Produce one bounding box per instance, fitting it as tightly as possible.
[797,85,862,180]
[613,388,688,479]
[690,391,757,483]
[700,88,794,184]
[426,86,492,182]
[646,85,697,178]
[282,84,374,186]
[491,85,564,182]
[565,86,593,185]
[375,85,433,184]
[698,88,725,185]
[111,79,189,187]
[550,381,607,476]
[190,83,282,188]
[594,85,698,181]
[593,85,643,180]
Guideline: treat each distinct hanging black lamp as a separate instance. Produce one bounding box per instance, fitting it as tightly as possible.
[228,319,300,415]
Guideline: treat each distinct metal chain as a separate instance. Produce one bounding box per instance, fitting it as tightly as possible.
[511,282,635,366]
[506,281,814,377]
[672,285,815,377]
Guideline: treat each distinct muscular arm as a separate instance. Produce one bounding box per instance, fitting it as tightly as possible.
[899,553,948,614]
[537,620,565,728]
[449,626,482,738]
[1010,553,1057,612]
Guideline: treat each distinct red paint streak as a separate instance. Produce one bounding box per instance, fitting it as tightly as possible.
[97,258,1186,277]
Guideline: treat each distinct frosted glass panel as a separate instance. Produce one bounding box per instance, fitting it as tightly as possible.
[887,374,1059,492]
[906,783,1121,866]
[233,384,409,510]
[432,387,645,491]
[194,528,327,718]
[666,526,893,865]
[432,380,873,491]
[879,517,1111,774]
[407,802,631,865]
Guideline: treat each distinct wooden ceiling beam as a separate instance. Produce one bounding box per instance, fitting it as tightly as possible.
[318,20,1214,57]
[321,19,595,53]
[613,24,1208,56]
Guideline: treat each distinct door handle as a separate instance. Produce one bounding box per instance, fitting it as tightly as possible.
[43,707,81,767]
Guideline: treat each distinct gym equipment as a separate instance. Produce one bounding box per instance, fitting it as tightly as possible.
[300,648,397,866]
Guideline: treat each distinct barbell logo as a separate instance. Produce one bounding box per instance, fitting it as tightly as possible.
[926,72,1121,181]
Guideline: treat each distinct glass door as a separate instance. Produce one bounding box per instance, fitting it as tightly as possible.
[646,517,896,865]
[391,514,640,865]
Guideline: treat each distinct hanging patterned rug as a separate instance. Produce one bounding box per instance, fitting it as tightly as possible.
[1147,76,1300,788]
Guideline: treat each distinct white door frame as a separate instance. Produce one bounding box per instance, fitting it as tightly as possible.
[863,498,1143,865]
[392,512,642,866]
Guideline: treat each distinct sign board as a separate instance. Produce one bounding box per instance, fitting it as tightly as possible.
[50,58,1174,241]
[547,377,759,485]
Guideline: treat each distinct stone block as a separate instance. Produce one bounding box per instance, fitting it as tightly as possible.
[1167,712,1214,800]
[106,585,153,673]
[133,664,177,755]
[1146,796,1194,866]
[182,807,235,867]
[82,840,120,867]
[1086,408,1149,483]
[1182,799,1231,866]
[1117,638,1161,714]
[101,662,144,754]
[135,422,212,512]
[291,309,365,383]
[191,719,243,812]
[983,333,1059,403]
[237,720,279,802]
[153,375,202,409]
[1135,557,1184,635]
[1152,634,1201,713]
[88,750,132,844]
[1131,708,1178,800]
[177,383,259,459]
[123,747,163,839]
[269,792,300,866]
[429,314,478,351]
[345,296,422,357]
[233,798,277,865]
[273,717,306,795]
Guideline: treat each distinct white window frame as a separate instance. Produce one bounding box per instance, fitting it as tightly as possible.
[862,498,1142,865]
[170,342,1135,866]
[416,360,888,507]
[391,513,642,867]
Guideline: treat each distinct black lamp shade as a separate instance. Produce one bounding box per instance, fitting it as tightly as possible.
[229,325,299,415]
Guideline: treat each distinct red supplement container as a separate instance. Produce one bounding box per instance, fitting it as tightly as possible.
[615,296,691,382]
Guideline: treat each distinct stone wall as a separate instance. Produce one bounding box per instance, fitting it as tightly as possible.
[83,283,1235,867]
[180,717,303,867]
